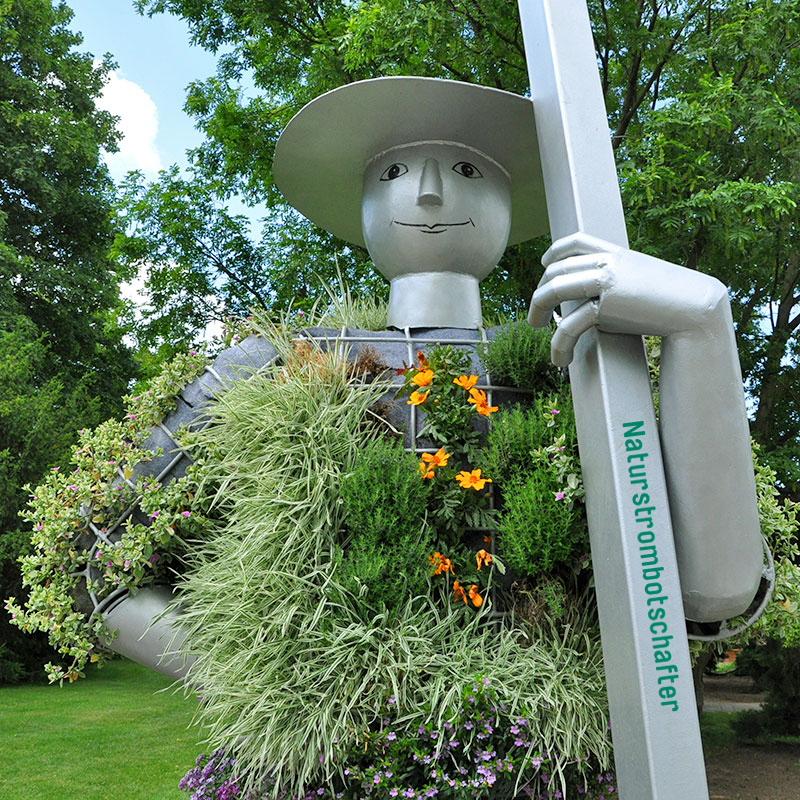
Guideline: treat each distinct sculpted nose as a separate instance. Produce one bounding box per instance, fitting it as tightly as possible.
[417,158,443,206]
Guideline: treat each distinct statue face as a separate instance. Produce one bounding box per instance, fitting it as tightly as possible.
[361,142,512,282]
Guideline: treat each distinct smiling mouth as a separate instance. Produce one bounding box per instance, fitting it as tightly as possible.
[393,219,475,234]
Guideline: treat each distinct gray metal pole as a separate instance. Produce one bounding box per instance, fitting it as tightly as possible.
[517,2,710,797]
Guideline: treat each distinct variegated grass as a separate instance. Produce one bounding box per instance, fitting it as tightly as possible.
[174,324,610,798]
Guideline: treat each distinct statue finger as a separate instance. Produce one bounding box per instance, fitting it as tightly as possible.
[537,254,607,288]
[528,269,605,328]
[542,232,623,268]
[550,299,601,367]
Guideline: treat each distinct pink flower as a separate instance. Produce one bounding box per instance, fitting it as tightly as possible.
[182,511,191,518]
[555,492,565,500]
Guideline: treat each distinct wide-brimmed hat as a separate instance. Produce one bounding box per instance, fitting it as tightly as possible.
[273,77,548,248]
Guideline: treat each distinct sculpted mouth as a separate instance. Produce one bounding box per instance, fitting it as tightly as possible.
[393,219,475,234]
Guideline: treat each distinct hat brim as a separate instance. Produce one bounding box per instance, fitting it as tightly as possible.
[273,77,548,248]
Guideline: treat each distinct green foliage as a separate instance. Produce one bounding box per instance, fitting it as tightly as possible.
[173,328,610,798]
[479,323,561,394]
[5,351,211,683]
[734,639,800,741]
[0,0,136,681]
[499,471,583,579]
[338,437,433,612]
[485,397,586,578]
[732,446,800,649]
[484,395,576,485]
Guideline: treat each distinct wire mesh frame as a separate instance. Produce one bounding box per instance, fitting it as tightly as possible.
[84,360,278,618]
[80,329,522,620]
[296,325,526,621]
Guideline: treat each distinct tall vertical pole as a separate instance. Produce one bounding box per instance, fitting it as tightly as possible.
[516,2,709,798]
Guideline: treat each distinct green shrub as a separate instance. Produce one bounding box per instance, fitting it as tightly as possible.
[498,470,583,577]
[478,322,561,394]
[734,639,800,741]
[484,394,577,486]
[338,437,433,611]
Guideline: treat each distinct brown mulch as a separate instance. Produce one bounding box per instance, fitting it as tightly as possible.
[703,675,800,800]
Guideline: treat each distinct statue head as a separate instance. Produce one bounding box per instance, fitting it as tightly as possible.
[274,77,548,328]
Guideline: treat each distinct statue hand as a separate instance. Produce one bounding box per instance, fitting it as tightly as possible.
[528,232,730,367]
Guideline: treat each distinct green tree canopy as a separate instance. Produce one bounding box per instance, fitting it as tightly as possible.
[128,0,800,491]
[0,0,136,680]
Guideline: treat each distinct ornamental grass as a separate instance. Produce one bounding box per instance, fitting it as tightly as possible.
[173,327,611,799]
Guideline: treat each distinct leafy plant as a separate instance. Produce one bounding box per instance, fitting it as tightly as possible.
[173,329,611,799]
[478,323,562,395]
[181,674,615,799]
[5,350,212,683]
[498,471,583,579]
[338,437,433,613]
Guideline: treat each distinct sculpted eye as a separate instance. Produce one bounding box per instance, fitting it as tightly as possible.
[453,161,483,179]
[379,163,409,181]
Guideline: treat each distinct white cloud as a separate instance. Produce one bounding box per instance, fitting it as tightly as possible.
[97,69,163,180]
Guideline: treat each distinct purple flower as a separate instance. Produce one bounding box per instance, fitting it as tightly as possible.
[386,731,396,741]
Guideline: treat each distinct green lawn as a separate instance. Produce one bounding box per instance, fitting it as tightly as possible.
[0,659,202,800]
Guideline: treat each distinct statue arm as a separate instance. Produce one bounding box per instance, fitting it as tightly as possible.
[529,233,763,622]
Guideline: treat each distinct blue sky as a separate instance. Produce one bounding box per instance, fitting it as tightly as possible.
[67,0,218,181]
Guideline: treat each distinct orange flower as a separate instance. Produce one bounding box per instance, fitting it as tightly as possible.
[407,389,430,406]
[475,549,492,570]
[417,350,428,368]
[453,374,479,391]
[453,580,467,604]
[456,469,492,491]
[421,448,450,469]
[429,551,453,575]
[419,462,435,480]
[412,368,434,388]
[483,535,493,544]
[468,585,483,607]
[467,388,498,416]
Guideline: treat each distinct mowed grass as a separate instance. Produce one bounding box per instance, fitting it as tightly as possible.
[0,658,202,800]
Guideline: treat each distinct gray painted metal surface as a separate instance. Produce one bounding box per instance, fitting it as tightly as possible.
[101,586,193,680]
[519,1,711,796]
[274,77,549,329]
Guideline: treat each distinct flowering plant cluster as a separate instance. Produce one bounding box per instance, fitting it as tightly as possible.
[180,680,615,800]
[400,347,496,461]
[5,350,211,683]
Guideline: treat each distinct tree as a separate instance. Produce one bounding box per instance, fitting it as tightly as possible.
[0,0,137,680]
[132,0,800,487]
[113,167,387,359]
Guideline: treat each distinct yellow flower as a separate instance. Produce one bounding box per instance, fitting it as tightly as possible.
[419,462,435,480]
[453,374,479,391]
[467,388,498,417]
[475,549,492,570]
[456,469,492,491]
[468,585,483,607]
[421,448,450,469]
[407,389,430,406]
[453,580,467,604]
[412,368,434,388]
